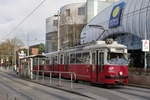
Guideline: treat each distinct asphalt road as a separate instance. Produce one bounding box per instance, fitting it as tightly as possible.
[0,72,91,100]
[0,70,150,100]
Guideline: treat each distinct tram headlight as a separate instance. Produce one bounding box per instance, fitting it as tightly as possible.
[119,71,123,76]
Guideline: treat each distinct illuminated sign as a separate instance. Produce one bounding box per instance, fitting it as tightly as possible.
[142,40,149,52]
[109,2,125,28]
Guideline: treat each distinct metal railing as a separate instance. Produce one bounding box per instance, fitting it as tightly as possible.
[31,70,76,88]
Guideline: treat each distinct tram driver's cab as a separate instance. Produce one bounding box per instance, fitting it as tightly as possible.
[90,40,128,85]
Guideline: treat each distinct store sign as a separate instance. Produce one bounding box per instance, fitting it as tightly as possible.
[142,40,149,52]
[109,2,125,28]
[19,50,26,59]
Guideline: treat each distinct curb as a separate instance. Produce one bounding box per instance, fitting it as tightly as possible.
[128,84,150,89]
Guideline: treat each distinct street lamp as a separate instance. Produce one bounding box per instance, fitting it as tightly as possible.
[88,24,108,41]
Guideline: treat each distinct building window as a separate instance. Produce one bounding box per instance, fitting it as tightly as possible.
[78,7,85,15]
[53,20,58,26]
[66,9,70,16]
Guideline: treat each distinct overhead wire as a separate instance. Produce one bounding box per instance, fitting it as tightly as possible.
[4,0,47,39]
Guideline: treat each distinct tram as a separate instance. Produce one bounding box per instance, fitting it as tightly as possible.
[20,39,128,85]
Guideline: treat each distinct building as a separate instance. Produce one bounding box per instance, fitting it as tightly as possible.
[29,44,45,55]
[81,0,150,67]
[59,3,87,49]
[87,0,119,22]
[29,44,39,55]
[46,15,58,53]
[45,0,118,52]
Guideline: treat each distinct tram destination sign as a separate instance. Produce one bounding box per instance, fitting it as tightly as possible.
[142,40,149,52]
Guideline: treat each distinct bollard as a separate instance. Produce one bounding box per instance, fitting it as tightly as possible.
[71,73,73,89]
[50,72,52,84]
[59,73,61,86]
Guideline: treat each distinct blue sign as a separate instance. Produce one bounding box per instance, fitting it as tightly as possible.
[109,2,125,28]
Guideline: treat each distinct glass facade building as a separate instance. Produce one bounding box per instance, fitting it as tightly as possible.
[81,0,150,67]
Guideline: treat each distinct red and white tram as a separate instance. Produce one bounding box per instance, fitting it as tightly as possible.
[20,40,128,85]
[45,40,128,85]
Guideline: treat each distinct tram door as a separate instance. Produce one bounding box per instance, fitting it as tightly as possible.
[91,51,104,83]
[64,53,69,71]
[98,52,104,82]
[91,51,96,82]
[91,51,99,82]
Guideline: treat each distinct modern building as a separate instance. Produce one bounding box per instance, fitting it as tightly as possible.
[46,15,58,53]
[45,0,119,52]
[45,0,118,52]
[59,3,87,49]
[87,0,119,22]
[81,0,150,67]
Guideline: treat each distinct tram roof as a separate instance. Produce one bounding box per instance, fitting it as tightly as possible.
[20,54,46,59]
[85,41,127,50]
[46,40,127,55]
[65,41,127,52]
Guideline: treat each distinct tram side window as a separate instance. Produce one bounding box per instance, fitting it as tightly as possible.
[33,58,38,66]
[92,53,96,64]
[45,59,50,65]
[64,54,69,71]
[82,52,90,64]
[99,52,104,65]
[49,57,52,64]
[53,56,58,64]
[60,55,64,64]
[70,54,76,64]
[39,59,46,65]
[76,53,82,64]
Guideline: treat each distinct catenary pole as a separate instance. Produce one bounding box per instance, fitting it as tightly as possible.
[57,10,60,51]
[144,26,147,71]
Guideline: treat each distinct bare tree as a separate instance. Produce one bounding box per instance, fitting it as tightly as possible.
[0,37,24,68]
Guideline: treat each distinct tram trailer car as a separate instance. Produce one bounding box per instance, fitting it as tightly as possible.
[34,40,128,85]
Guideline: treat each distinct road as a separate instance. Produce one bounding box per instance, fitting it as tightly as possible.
[0,72,91,100]
[0,71,150,100]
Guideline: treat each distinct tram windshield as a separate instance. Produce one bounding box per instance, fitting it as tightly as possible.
[107,53,128,65]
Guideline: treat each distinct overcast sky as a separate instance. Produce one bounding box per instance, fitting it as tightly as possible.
[0,0,86,45]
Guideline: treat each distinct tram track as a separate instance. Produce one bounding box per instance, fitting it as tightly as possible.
[3,71,150,100]
[114,89,150,100]
[1,72,95,100]
[66,80,150,100]
[0,74,34,100]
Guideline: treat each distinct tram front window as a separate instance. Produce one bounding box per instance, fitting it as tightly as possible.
[107,53,128,65]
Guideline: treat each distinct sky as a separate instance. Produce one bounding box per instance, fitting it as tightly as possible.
[0,0,86,46]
